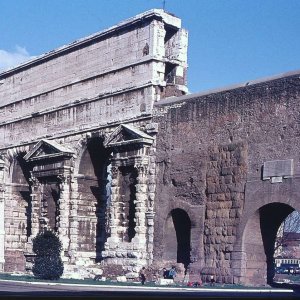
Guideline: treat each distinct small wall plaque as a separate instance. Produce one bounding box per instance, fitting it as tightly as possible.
[263,159,293,182]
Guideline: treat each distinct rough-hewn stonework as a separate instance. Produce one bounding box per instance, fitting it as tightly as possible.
[0,9,300,286]
[202,142,247,283]
[153,72,300,285]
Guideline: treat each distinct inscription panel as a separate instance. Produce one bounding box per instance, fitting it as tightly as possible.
[0,88,153,147]
[263,159,294,180]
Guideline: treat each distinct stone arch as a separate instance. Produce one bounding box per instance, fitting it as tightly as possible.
[231,179,300,285]
[154,199,204,271]
[5,146,30,182]
[241,202,294,285]
[163,207,192,268]
[73,131,109,175]
[4,148,31,272]
[73,135,90,175]
[77,136,111,261]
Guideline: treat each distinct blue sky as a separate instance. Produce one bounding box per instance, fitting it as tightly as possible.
[1,0,300,93]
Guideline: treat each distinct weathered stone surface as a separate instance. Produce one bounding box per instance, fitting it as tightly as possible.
[153,68,300,285]
[0,8,300,287]
[0,9,188,277]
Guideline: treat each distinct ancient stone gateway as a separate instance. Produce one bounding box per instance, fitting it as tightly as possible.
[0,9,300,286]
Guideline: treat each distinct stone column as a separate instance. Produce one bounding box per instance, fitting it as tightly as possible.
[145,211,155,263]
[105,166,121,246]
[29,176,41,238]
[0,159,5,270]
[131,164,148,247]
[39,183,49,230]
[23,174,41,256]
[146,148,157,264]
[0,188,5,271]
[68,175,79,263]
[57,175,71,252]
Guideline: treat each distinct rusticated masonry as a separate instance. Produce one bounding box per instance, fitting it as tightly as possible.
[203,142,247,283]
[0,9,187,279]
[1,8,300,287]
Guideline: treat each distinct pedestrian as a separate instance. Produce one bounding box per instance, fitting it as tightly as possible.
[139,267,146,285]
[168,266,177,280]
[93,274,102,281]
[210,275,215,286]
[163,267,168,279]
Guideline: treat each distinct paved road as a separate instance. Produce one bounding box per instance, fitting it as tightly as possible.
[0,279,299,299]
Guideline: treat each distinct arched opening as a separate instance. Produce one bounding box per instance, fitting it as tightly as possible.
[5,154,31,272]
[163,208,191,268]
[273,210,300,282]
[78,137,111,261]
[243,202,294,285]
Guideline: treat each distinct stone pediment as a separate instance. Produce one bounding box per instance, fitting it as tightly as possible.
[24,139,74,162]
[104,124,154,148]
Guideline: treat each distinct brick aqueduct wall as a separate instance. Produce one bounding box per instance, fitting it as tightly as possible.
[0,9,300,286]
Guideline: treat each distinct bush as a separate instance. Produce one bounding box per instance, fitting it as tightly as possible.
[32,230,64,280]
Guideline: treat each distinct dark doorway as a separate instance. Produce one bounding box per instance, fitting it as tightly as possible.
[164,208,191,268]
[40,180,60,232]
[119,166,137,242]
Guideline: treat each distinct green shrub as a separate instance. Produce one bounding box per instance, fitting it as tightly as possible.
[32,230,64,280]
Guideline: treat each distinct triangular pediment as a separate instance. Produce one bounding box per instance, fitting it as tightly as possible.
[24,139,74,162]
[104,124,154,148]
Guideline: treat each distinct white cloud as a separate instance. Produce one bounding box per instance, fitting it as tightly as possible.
[0,46,34,72]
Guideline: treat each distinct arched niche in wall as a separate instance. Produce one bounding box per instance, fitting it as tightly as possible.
[11,154,31,237]
[4,153,31,273]
[163,208,191,269]
[77,136,111,260]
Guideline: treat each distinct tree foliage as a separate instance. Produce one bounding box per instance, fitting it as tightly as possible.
[32,229,64,280]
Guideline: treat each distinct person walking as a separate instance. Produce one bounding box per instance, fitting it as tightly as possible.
[139,267,146,285]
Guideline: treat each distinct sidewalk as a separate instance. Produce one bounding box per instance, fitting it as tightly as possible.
[0,277,295,294]
[0,277,299,300]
